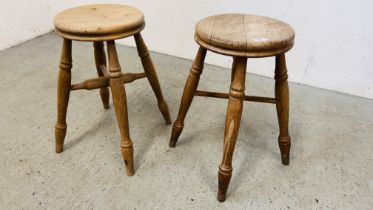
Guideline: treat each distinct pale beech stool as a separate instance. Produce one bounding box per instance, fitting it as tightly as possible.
[53,4,171,176]
[169,14,295,201]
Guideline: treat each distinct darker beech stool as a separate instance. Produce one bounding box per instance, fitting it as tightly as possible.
[169,14,295,201]
[53,4,171,176]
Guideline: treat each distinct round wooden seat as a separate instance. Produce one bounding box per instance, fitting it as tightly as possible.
[195,14,295,57]
[54,4,145,41]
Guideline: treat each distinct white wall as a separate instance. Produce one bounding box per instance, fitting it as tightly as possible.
[0,0,52,50]
[1,0,373,99]
[0,0,115,50]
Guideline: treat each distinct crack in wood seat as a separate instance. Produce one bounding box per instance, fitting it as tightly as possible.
[54,4,145,41]
[195,14,295,57]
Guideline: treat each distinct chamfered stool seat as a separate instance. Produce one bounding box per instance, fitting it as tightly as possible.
[195,14,295,57]
[170,13,295,202]
[54,4,145,41]
[53,4,171,177]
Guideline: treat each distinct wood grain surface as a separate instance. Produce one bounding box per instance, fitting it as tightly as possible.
[54,4,145,41]
[195,14,295,57]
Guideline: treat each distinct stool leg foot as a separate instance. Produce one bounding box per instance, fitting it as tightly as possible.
[134,33,171,124]
[93,41,110,109]
[217,57,247,202]
[275,53,291,165]
[107,41,134,176]
[217,166,232,202]
[169,47,207,147]
[169,124,182,148]
[55,124,67,153]
[279,137,291,165]
[55,39,72,153]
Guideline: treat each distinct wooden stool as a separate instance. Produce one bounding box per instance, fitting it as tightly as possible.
[169,14,295,201]
[53,4,171,176]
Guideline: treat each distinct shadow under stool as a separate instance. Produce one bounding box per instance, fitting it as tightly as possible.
[53,4,171,176]
[169,14,295,201]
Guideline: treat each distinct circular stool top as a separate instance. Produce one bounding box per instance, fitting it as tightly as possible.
[54,4,145,41]
[195,14,295,57]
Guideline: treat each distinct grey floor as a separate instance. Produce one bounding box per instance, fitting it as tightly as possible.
[0,33,372,210]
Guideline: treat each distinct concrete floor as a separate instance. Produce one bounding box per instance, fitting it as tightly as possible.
[0,33,372,210]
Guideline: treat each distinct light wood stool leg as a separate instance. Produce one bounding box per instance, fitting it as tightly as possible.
[107,40,135,176]
[275,53,291,165]
[55,39,72,153]
[169,47,207,147]
[217,57,247,202]
[134,33,171,124]
[93,41,110,109]
[231,57,238,82]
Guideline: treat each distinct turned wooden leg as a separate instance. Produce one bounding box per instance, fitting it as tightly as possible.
[107,40,134,176]
[93,41,110,109]
[55,39,72,153]
[217,57,247,202]
[275,53,291,165]
[134,33,171,124]
[169,47,207,147]
[231,57,238,82]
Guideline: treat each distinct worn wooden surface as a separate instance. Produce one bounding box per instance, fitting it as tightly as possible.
[53,4,170,176]
[231,57,238,82]
[69,72,146,91]
[55,39,72,153]
[134,33,171,124]
[107,40,135,176]
[93,41,110,109]
[171,14,294,202]
[195,14,295,57]
[195,90,275,104]
[54,4,145,41]
[3,33,372,209]
[169,47,207,147]
[275,53,291,165]
[217,57,247,202]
